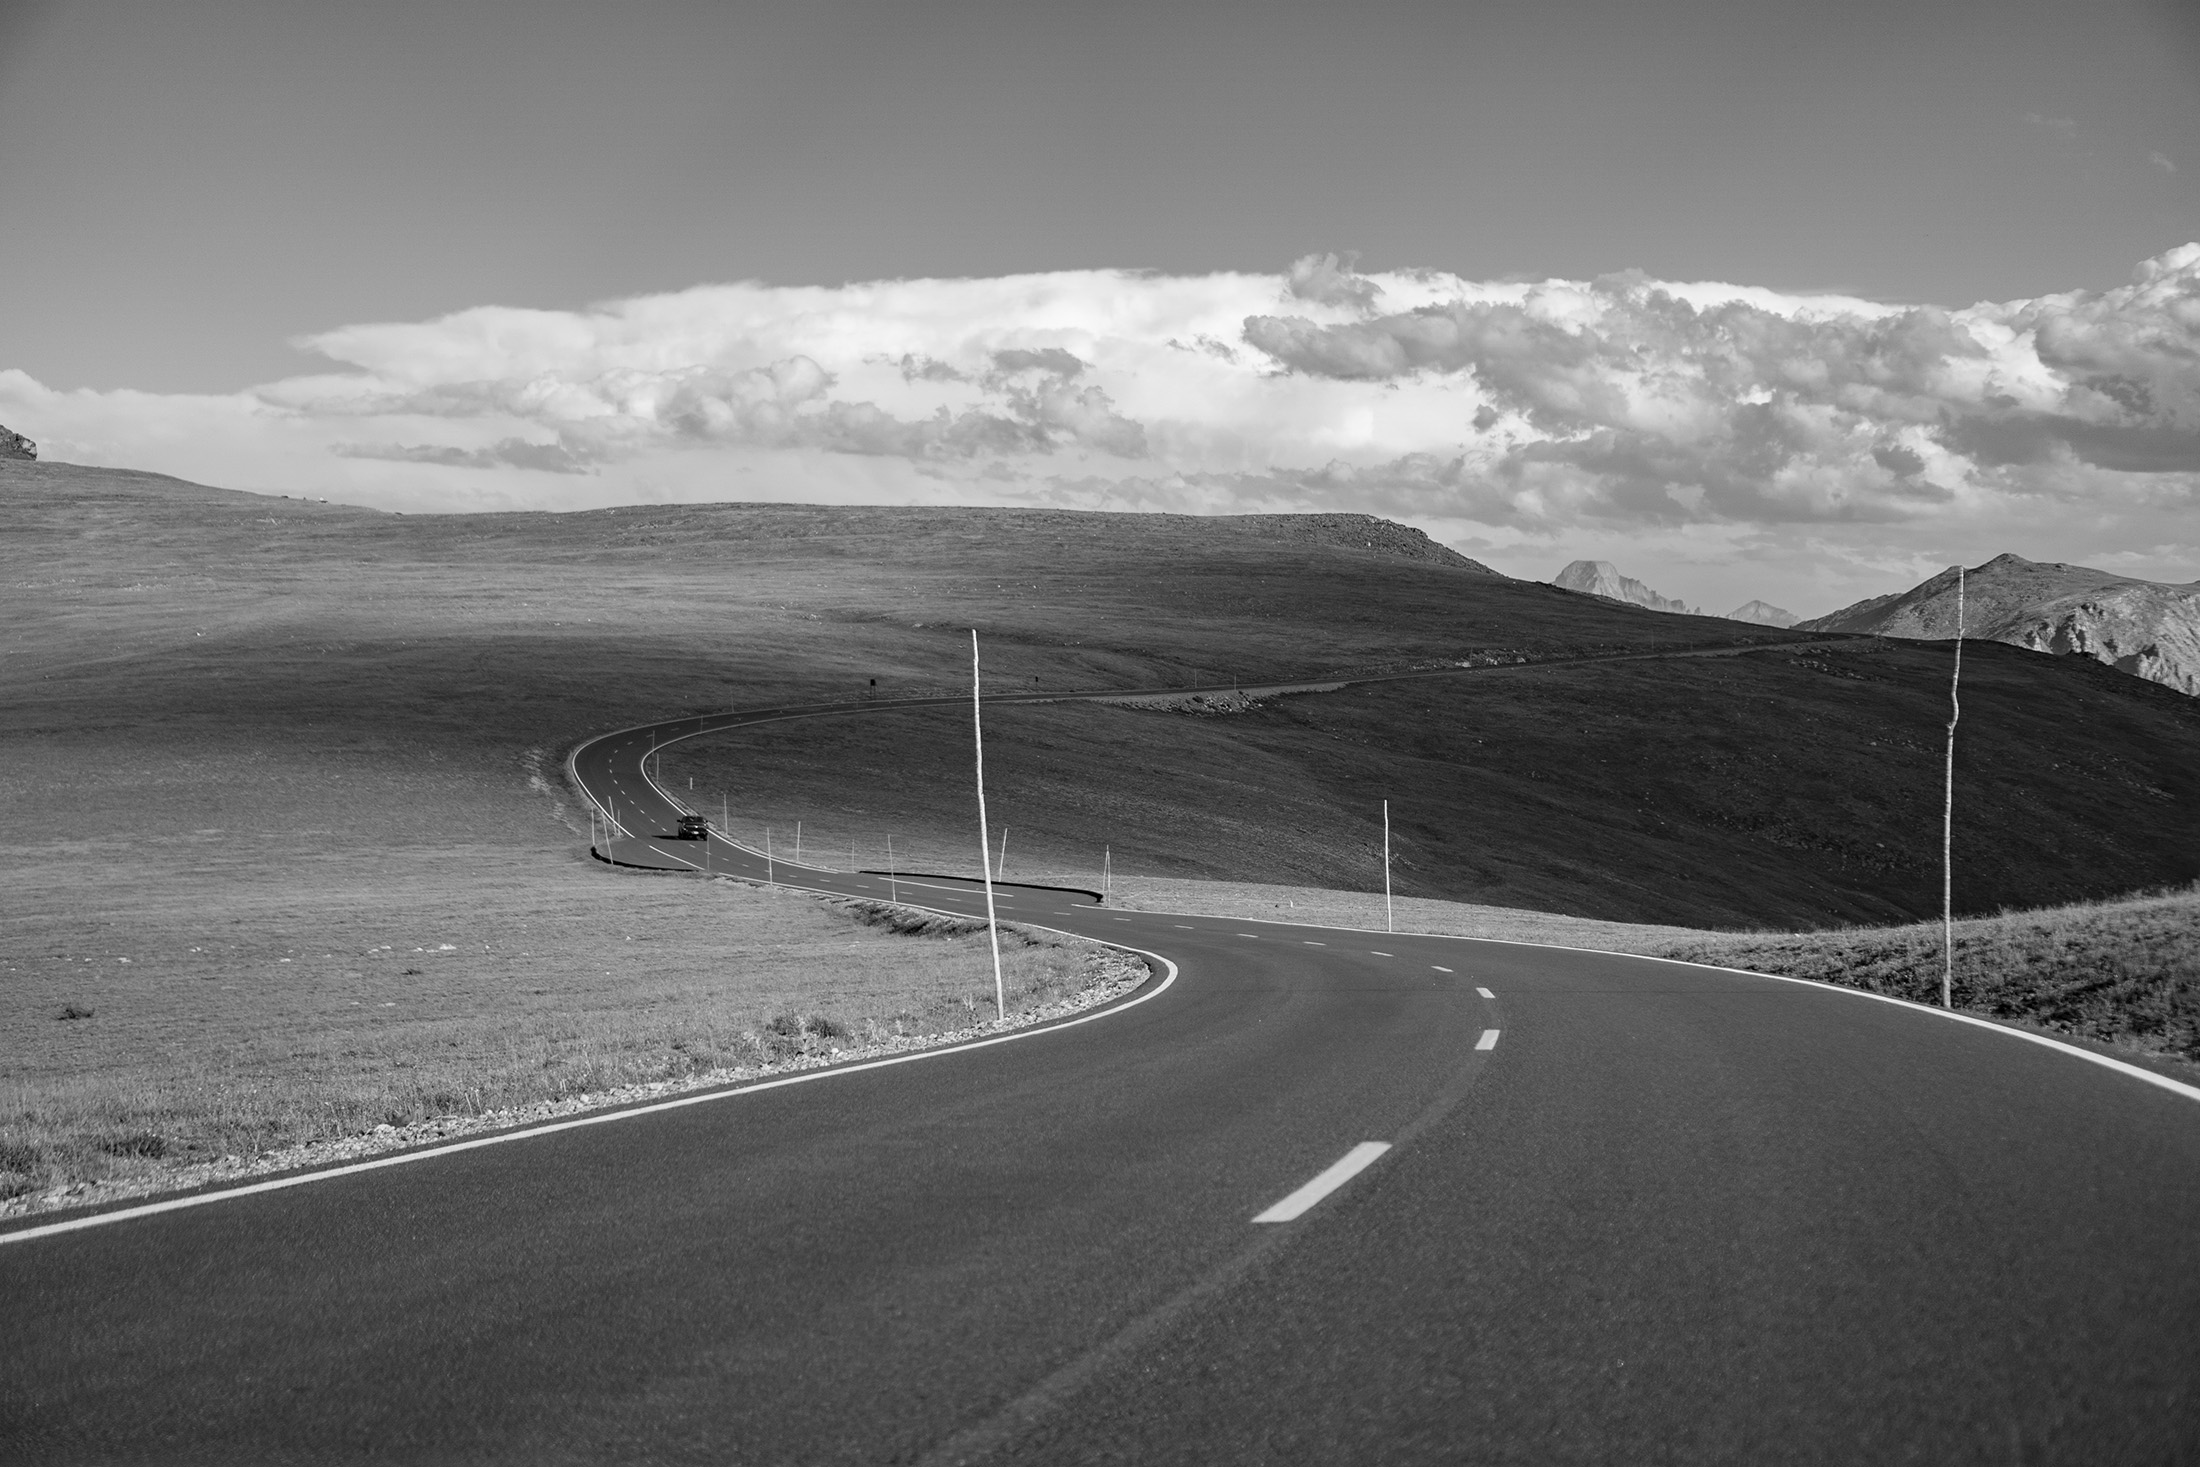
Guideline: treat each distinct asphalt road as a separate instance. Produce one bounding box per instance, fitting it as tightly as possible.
[6,670,2199,1464]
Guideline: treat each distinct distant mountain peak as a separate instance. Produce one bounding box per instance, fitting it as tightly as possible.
[1552,559,1697,615]
[1726,600,1798,628]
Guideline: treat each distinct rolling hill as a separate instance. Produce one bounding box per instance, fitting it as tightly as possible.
[5,459,2194,936]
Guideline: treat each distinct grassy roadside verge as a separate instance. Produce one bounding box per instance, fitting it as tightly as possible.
[1644,885,2200,1066]
[1103,874,2200,1072]
[0,864,1147,1220]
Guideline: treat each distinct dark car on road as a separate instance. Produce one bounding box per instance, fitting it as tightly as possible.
[676,815,710,840]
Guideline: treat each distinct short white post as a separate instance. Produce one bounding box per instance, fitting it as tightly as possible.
[766,827,775,890]
[1103,845,1111,902]
[972,631,1007,1022]
[997,827,1009,880]
[888,834,898,903]
[795,820,802,866]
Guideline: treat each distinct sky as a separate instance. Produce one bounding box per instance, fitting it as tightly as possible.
[3,0,2197,615]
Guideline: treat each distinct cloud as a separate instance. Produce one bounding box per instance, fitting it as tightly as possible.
[5,245,2198,610]
[1284,252,1385,313]
[2152,151,2179,174]
[989,347,1087,378]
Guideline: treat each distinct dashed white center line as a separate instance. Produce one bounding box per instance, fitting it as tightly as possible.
[1114,918,1131,922]
[1252,1142,1393,1224]
[1476,1029,1501,1050]
[1302,941,1325,947]
[1369,951,1392,957]
[1431,965,1453,974]
[1174,924,1195,929]
[1237,933,1259,939]
[1476,987,1495,999]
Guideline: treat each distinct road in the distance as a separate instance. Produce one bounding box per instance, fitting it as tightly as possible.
[5,661,2199,1464]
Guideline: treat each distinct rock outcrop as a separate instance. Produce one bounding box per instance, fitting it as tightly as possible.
[1553,559,1697,614]
[1726,600,1798,628]
[0,425,35,461]
[1800,553,2200,696]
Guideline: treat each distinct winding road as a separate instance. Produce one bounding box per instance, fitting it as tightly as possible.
[6,657,2199,1464]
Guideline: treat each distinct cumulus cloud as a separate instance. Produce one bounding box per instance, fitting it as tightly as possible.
[5,244,2198,609]
[1284,252,1385,313]
[2153,151,2179,174]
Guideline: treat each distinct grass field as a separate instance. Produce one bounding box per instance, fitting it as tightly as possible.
[4,458,2196,1208]
[1,836,1132,1208]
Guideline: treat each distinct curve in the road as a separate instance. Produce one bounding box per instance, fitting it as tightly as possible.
[8,644,2200,1464]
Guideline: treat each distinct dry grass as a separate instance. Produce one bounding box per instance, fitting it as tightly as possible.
[1098,874,2200,1070]
[1095,874,1703,950]
[1643,885,2200,1064]
[0,838,1127,1206]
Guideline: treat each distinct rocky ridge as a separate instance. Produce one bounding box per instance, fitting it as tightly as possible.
[1799,553,2200,696]
[0,424,35,461]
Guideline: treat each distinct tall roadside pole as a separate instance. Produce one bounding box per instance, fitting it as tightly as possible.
[1942,565,1966,1010]
[972,631,1007,1022]
[1383,799,1394,934]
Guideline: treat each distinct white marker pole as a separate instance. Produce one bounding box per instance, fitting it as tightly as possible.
[972,631,1006,1022]
[888,834,898,903]
[1103,845,1111,903]
[997,827,1009,880]
[795,820,802,866]
[1383,799,1394,934]
[1942,565,1965,1010]
[766,827,775,890]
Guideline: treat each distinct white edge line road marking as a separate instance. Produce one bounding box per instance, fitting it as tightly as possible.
[1252,1142,1393,1224]
[1476,986,1495,999]
[1476,1029,1501,1051]
[1431,965,1452,973]
[0,915,1179,1249]
[1096,906,2200,1109]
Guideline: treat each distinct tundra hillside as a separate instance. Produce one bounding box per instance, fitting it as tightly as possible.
[5,459,2198,1202]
